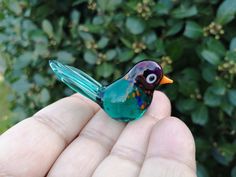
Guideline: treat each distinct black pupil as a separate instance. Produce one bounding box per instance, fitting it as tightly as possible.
[149,75,155,81]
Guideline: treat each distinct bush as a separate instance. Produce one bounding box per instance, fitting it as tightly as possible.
[1,0,236,176]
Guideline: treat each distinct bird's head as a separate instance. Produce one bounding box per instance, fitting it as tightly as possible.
[125,60,173,92]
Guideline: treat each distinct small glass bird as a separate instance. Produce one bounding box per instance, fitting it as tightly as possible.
[49,60,173,122]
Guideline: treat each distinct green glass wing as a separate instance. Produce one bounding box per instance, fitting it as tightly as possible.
[49,60,103,103]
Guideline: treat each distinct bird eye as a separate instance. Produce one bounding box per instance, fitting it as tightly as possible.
[146,73,157,84]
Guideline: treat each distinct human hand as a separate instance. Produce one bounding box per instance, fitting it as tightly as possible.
[0,91,196,177]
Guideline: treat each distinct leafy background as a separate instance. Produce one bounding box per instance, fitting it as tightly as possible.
[0,0,236,176]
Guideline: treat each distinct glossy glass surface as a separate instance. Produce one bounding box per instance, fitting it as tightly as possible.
[101,79,151,122]
[49,60,165,122]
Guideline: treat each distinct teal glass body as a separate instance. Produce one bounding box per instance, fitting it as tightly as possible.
[49,60,173,122]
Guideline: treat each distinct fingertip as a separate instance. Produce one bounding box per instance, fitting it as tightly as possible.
[146,91,171,120]
[147,117,196,171]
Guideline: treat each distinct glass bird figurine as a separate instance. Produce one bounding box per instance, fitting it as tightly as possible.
[49,60,173,122]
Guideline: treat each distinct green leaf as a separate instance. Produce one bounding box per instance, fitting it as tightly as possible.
[204,88,221,107]
[11,76,32,94]
[0,118,12,134]
[195,138,211,154]
[70,10,80,27]
[97,63,114,78]
[176,98,197,112]
[12,106,27,121]
[162,64,172,74]
[222,99,234,116]
[155,1,173,15]
[30,30,48,44]
[0,12,4,20]
[143,31,157,45]
[201,50,220,65]
[166,22,183,36]
[132,54,148,63]
[15,52,34,69]
[126,17,145,35]
[118,49,134,62]
[0,82,11,124]
[230,37,236,51]
[178,68,200,81]
[72,0,87,6]
[97,0,123,11]
[120,37,132,48]
[97,37,109,49]
[166,39,184,60]
[212,145,235,166]
[225,51,236,62]
[202,65,217,83]
[147,18,165,28]
[216,0,236,24]
[8,0,22,15]
[34,44,49,58]
[184,21,202,39]
[33,74,46,87]
[211,79,226,95]
[106,49,117,61]
[171,5,198,19]
[206,38,226,57]
[79,31,94,41]
[197,163,209,177]
[57,51,75,64]
[0,55,6,73]
[83,24,104,33]
[93,16,105,25]
[155,39,165,56]
[42,19,54,38]
[231,166,236,177]
[191,105,209,125]
[178,81,198,96]
[39,88,50,104]
[228,89,236,106]
[84,50,97,65]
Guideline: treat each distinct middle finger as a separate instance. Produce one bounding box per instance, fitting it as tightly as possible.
[47,109,125,177]
[92,91,171,177]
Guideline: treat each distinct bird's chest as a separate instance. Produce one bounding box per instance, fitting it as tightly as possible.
[101,80,152,122]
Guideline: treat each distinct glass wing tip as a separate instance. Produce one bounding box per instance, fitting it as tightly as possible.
[49,60,67,81]
[49,60,66,74]
[49,60,59,71]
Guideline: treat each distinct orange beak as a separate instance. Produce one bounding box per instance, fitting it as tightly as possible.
[159,75,173,85]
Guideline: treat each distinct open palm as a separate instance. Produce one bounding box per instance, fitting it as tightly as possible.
[0,91,196,177]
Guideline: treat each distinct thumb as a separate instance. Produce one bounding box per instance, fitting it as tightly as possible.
[139,117,196,177]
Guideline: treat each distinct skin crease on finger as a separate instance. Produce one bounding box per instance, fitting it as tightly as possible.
[47,91,170,177]
[91,91,172,177]
[0,94,100,177]
[139,117,197,177]
[0,91,197,177]
[47,109,126,177]
[92,117,196,177]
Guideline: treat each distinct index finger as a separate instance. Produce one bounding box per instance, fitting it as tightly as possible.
[0,93,99,177]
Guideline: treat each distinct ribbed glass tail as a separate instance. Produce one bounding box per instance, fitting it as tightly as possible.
[49,60,103,103]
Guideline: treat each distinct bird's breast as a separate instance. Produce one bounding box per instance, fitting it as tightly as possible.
[101,79,152,122]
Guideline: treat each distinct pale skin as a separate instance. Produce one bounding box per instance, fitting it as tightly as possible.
[0,91,196,177]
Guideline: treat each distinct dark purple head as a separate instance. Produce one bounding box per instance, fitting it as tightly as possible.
[126,61,164,91]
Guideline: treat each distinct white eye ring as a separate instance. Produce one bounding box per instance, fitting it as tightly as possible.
[146,73,157,84]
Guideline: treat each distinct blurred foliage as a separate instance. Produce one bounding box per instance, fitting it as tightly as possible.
[0,0,236,176]
[0,80,11,132]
